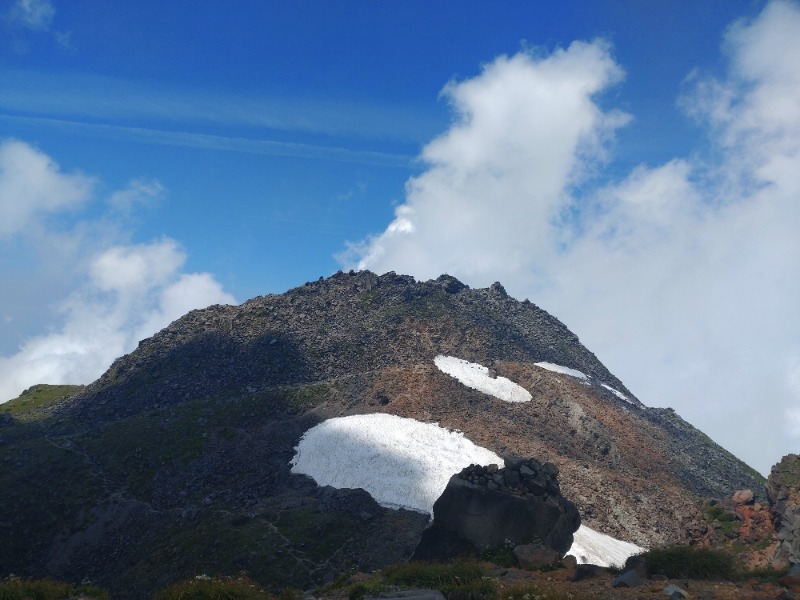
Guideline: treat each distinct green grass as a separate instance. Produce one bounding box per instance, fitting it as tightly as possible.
[153,574,275,600]
[738,564,791,584]
[0,384,83,420]
[0,577,108,600]
[480,540,519,568]
[384,560,495,600]
[639,545,736,580]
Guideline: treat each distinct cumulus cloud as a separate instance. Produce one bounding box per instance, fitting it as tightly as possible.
[0,139,94,237]
[342,2,800,474]
[0,239,235,402]
[0,140,236,402]
[342,41,629,288]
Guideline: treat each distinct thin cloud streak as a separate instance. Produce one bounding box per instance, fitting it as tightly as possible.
[0,114,415,168]
[0,69,441,143]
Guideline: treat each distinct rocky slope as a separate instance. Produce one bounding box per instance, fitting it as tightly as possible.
[768,454,800,566]
[0,270,764,598]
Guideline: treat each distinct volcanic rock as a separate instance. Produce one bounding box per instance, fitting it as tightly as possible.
[411,460,580,561]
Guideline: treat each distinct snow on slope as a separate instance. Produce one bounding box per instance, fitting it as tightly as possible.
[569,524,644,568]
[292,413,643,566]
[534,362,588,380]
[290,413,503,513]
[601,383,632,403]
[434,355,532,403]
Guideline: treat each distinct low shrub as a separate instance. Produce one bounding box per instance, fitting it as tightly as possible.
[0,577,108,600]
[152,574,273,600]
[640,545,736,580]
[480,540,519,568]
[383,560,495,600]
[737,564,791,584]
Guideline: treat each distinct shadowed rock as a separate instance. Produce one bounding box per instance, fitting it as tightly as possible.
[412,459,579,561]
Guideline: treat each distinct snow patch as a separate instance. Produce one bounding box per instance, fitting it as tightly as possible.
[290,413,503,514]
[567,524,645,568]
[534,362,588,380]
[434,355,532,403]
[601,383,632,403]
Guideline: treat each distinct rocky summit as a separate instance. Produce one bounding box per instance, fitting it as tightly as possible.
[0,270,764,599]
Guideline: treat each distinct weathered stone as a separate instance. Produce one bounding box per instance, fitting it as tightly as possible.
[612,569,643,588]
[623,554,648,579]
[513,544,561,570]
[412,462,580,561]
[733,489,755,505]
[571,563,608,581]
[780,564,800,590]
[662,584,688,598]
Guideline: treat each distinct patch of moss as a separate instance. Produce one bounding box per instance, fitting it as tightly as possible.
[0,577,108,600]
[0,384,84,420]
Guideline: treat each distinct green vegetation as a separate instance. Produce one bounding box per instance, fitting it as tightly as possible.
[739,564,791,584]
[639,545,736,580]
[480,540,519,568]
[383,559,495,600]
[703,503,738,538]
[500,584,585,600]
[153,574,280,600]
[0,384,83,420]
[0,577,108,600]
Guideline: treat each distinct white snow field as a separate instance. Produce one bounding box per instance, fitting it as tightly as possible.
[601,383,632,403]
[434,355,532,403]
[533,362,588,380]
[290,413,504,513]
[568,524,645,568]
[291,413,643,567]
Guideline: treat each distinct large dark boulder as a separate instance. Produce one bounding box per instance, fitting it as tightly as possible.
[412,459,580,561]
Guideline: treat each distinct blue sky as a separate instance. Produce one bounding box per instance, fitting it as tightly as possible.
[1,0,799,476]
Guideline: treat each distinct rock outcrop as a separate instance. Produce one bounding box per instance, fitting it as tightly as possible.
[412,459,580,560]
[767,454,800,566]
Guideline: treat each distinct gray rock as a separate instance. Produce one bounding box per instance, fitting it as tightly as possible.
[412,462,580,561]
[612,569,643,588]
[663,584,688,599]
[513,544,561,570]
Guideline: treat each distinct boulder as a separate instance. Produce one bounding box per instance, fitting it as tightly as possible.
[733,489,755,505]
[513,544,562,569]
[612,569,643,588]
[411,459,580,561]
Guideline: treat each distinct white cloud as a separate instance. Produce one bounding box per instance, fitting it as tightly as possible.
[342,2,800,475]
[0,239,235,402]
[343,41,629,287]
[0,140,236,402]
[0,139,94,237]
[8,0,55,31]
[108,178,164,214]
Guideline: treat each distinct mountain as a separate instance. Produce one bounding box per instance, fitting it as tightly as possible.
[0,270,763,598]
